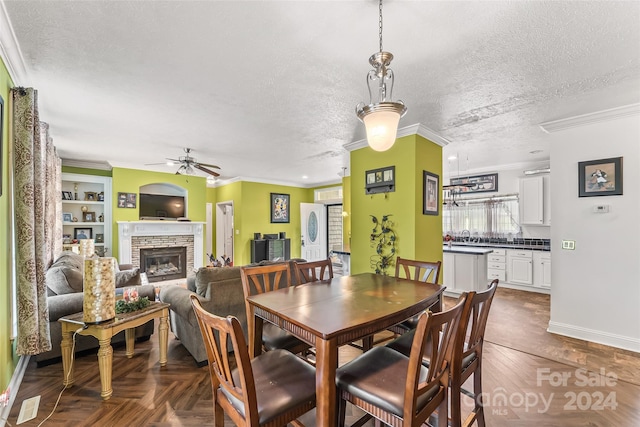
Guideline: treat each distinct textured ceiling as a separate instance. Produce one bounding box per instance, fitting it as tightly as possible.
[3,0,639,186]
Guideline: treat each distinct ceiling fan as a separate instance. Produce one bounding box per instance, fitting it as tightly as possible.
[147,148,221,177]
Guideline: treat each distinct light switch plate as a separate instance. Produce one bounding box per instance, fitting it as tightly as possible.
[562,240,575,250]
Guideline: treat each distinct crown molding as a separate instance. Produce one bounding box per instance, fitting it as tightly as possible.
[343,122,450,152]
[0,2,28,85]
[539,103,640,133]
[61,158,112,171]
[211,175,334,189]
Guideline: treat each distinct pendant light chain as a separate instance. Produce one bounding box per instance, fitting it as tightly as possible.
[378,0,384,53]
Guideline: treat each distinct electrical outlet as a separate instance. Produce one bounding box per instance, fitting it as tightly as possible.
[562,240,575,250]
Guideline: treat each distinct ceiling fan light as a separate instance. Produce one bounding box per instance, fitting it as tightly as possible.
[362,109,402,152]
[184,165,195,175]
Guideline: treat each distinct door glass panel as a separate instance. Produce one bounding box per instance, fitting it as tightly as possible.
[308,211,318,243]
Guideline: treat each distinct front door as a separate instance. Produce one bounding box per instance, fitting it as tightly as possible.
[300,203,326,261]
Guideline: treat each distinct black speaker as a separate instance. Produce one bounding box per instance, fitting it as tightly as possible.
[279,232,286,239]
[254,233,261,240]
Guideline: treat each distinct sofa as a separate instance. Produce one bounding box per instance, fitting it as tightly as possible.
[161,259,304,366]
[38,252,156,366]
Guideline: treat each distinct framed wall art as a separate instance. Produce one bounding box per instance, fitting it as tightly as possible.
[578,156,623,197]
[365,165,395,194]
[117,192,137,208]
[449,173,498,194]
[270,193,290,223]
[423,171,439,216]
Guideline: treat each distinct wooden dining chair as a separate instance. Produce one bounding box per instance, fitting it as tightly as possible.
[336,296,467,427]
[449,279,498,427]
[240,263,311,356]
[385,279,499,427]
[190,295,316,427]
[386,257,442,335]
[292,259,334,284]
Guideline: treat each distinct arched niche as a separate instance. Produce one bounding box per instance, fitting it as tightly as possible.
[139,183,188,219]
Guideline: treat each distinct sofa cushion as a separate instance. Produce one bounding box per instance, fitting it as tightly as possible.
[115,268,142,288]
[195,266,242,297]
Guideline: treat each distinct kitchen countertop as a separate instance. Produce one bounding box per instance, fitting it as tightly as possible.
[443,245,494,255]
[331,245,350,255]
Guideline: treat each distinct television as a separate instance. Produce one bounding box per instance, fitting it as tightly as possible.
[139,193,186,220]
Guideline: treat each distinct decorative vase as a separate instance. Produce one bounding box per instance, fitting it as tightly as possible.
[83,257,116,324]
[79,239,95,258]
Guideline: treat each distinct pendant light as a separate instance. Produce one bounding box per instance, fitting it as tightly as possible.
[356,0,407,152]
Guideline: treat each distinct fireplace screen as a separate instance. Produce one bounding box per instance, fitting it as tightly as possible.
[140,246,187,283]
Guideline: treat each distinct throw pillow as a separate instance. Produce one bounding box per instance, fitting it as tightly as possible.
[115,268,141,288]
[45,265,83,295]
[195,267,241,297]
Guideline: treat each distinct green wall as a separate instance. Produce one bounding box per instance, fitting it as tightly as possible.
[343,175,351,247]
[350,134,442,277]
[111,168,207,263]
[211,181,314,266]
[0,58,14,389]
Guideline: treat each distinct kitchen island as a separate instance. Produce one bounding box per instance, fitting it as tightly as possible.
[442,245,494,296]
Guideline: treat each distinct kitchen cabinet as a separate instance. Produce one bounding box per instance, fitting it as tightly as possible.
[61,173,112,256]
[520,175,550,225]
[506,249,533,286]
[487,248,506,282]
[443,248,489,295]
[533,251,551,289]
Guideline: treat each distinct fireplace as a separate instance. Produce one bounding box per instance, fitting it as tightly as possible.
[140,247,187,283]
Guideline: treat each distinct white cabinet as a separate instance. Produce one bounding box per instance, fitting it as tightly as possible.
[506,249,533,286]
[61,173,112,256]
[520,176,544,225]
[533,251,551,289]
[443,251,488,295]
[487,248,506,282]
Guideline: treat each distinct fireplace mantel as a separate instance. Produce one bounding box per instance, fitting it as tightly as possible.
[117,221,205,269]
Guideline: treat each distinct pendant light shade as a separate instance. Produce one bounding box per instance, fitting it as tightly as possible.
[356,0,407,152]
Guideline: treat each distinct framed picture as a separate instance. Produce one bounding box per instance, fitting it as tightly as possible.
[118,192,137,208]
[270,193,290,223]
[84,191,97,201]
[62,191,74,200]
[578,157,623,197]
[95,233,104,243]
[82,211,96,222]
[62,212,73,223]
[423,171,439,216]
[365,166,396,194]
[74,227,92,240]
[449,173,498,194]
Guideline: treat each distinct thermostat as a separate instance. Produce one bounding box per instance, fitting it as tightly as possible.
[593,205,609,213]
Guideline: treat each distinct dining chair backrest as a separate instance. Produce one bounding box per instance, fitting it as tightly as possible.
[293,259,333,284]
[190,295,259,423]
[450,279,499,427]
[395,257,441,283]
[240,263,292,297]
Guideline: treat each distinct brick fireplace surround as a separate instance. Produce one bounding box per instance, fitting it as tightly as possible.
[117,221,205,273]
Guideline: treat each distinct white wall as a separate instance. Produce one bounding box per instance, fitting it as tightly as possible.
[548,113,640,351]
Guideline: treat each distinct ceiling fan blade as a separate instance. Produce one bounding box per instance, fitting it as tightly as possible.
[194,164,220,177]
[166,158,181,163]
[144,162,169,166]
[196,162,221,169]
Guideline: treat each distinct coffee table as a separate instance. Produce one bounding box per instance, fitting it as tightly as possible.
[59,301,170,400]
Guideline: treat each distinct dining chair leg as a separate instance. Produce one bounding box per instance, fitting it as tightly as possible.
[437,393,448,427]
[450,378,462,427]
[337,396,347,427]
[361,335,373,352]
[473,366,486,427]
[214,400,224,427]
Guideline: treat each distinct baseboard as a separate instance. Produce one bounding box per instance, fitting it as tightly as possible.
[548,321,640,353]
[0,355,30,427]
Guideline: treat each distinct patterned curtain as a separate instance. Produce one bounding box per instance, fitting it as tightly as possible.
[12,87,61,355]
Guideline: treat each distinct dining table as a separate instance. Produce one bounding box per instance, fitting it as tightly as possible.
[245,272,445,427]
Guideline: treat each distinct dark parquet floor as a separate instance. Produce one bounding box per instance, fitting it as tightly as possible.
[5,287,640,426]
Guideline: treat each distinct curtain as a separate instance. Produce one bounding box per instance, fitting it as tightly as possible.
[12,87,61,355]
[443,196,520,238]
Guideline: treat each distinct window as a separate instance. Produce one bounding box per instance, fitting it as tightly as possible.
[443,196,520,237]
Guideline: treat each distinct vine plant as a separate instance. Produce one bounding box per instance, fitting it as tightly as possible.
[369,214,397,275]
